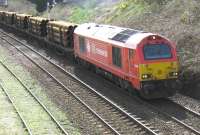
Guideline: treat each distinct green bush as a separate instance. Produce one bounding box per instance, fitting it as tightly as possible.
[33,0,47,12]
[69,7,93,23]
[180,11,190,24]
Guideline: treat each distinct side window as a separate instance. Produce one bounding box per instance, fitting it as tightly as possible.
[79,36,86,53]
[129,49,135,59]
[112,47,122,68]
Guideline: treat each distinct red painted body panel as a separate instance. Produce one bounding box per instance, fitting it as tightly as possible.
[74,34,141,89]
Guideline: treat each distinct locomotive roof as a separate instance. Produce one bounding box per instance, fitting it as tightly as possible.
[74,23,159,49]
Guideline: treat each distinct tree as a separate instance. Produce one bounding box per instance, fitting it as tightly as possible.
[34,0,48,12]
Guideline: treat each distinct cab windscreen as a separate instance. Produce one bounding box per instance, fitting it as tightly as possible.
[143,44,172,60]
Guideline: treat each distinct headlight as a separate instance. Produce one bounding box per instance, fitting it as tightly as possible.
[142,74,152,79]
[169,72,178,77]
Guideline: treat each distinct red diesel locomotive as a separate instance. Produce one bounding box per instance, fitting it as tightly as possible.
[74,23,179,99]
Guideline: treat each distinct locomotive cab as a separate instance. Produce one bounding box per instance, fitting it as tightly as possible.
[128,35,179,99]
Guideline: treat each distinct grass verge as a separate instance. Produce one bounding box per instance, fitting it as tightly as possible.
[0,44,80,135]
[0,87,28,135]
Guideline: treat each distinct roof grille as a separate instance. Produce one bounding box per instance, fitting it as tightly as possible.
[111,29,140,43]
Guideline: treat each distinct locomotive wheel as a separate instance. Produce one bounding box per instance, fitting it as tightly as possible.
[89,64,96,73]
[113,77,121,87]
[126,86,139,96]
[55,47,65,56]
[119,78,125,88]
[138,91,151,100]
[75,57,81,65]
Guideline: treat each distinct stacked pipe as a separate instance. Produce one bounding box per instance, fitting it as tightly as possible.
[5,12,15,25]
[29,17,49,37]
[0,11,5,22]
[15,14,32,29]
[47,21,77,48]
[41,20,49,37]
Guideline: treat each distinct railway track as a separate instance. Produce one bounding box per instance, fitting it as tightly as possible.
[2,28,200,135]
[171,94,200,114]
[0,84,32,135]
[167,97,200,133]
[0,62,68,135]
[169,95,200,118]
[0,30,159,135]
[147,98,200,135]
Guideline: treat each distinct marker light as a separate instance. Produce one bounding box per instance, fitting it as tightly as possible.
[169,72,178,77]
[142,74,152,79]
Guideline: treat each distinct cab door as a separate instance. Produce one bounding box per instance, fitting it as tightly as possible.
[128,49,137,77]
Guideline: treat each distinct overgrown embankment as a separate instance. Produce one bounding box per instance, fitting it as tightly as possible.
[0,0,37,14]
[41,0,118,23]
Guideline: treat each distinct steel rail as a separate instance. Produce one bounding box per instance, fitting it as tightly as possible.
[0,61,69,135]
[168,97,200,118]
[131,96,200,135]
[0,30,159,135]
[0,83,33,135]
[149,102,200,135]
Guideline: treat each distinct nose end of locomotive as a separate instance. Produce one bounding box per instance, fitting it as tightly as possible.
[142,83,155,95]
[139,80,179,99]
